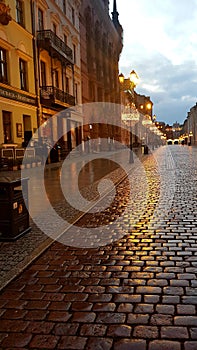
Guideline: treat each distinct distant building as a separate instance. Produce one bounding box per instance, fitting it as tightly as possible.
[135,93,153,118]
[172,121,182,140]
[164,124,173,141]
[155,121,182,143]
[183,104,197,145]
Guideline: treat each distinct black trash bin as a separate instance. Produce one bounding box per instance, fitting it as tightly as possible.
[143,145,149,154]
[0,177,31,241]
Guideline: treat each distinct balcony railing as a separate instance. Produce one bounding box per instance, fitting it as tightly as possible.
[40,86,75,106]
[37,30,73,63]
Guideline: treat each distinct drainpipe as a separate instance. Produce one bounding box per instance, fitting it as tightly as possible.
[30,0,41,133]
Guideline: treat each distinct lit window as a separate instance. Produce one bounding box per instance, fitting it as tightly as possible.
[3,111,12,144]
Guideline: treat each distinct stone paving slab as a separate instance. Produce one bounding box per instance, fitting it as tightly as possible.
[0,146,197,349]
[0,150,135,291]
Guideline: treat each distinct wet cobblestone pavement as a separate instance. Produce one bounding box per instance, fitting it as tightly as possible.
[1,146,197,349]
[0,150,134,289]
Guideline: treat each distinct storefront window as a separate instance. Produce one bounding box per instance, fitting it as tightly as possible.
[3,111,12,143]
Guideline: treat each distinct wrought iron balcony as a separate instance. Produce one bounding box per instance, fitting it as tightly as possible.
[40,86,75,106]
[37,30,73,64]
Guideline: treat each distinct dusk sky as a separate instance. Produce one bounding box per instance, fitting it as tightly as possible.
[109,0,197,125]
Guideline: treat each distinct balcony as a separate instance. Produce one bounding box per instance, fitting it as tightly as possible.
[40,86,75,107]
[37,30,73,65]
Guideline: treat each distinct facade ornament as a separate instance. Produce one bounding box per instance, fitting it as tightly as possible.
[0,0,12,25]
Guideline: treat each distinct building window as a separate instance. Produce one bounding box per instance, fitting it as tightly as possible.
[73,44,76,64]
[3,111,12,144]
[89,81,95,101]
[19,58,28,91]
[66,77,69,93]
[16,0,24,27]
[63,0,66,14]
[75,83,78,104]
[54,70,59,88]
[40,61,46,87]
[38,8,44,30]
[0,47,8,84]
[64,34,67,45]
[53,23,57,35]
[72,7,75,25]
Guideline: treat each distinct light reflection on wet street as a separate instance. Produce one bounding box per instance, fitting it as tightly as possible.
[2,146,197,349]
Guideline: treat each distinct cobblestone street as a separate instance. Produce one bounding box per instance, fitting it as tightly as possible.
[1,145,197,349]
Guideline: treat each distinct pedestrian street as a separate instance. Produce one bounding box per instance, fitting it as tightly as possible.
[1,145,197,350]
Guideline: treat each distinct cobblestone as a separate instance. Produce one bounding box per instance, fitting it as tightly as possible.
[114,339,146,350]
[1,147,197,349]
[184,342,197,350]
[161,326,189,339]
[149,340,181,350]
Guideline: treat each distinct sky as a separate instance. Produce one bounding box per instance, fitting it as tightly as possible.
[109,0,197,125]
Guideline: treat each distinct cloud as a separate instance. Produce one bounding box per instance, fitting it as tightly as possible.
[111,0,197,124]
[133,56,197,123]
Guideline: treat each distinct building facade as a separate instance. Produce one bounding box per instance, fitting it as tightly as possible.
[182,104,197,145]
[0,0,124,157]
[0,0,37,147]
[80,0,123,148]
[134,93,153,118]
[32,0,82,152]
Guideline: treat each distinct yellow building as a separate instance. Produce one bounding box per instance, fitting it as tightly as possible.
[32,0,82,153]
[0,0,37,148]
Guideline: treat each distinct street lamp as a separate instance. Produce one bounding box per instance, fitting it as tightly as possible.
[118,73,125,84]
[138,101,153,117]
[189,131,193,146]
[130,70,139,87]
[146,102,152,111]
[119,70,139,163]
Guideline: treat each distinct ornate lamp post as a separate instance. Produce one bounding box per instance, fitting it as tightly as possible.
[119,70,139,163]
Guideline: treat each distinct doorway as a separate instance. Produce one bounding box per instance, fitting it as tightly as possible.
[3,111,12,143]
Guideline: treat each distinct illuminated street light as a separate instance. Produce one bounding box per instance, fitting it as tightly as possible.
[118,73,125,84]
[129,70,139,87]
[119,70,139,163]
[139,102,153,117]
[189,131,193,146]
[146,102,152,111]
